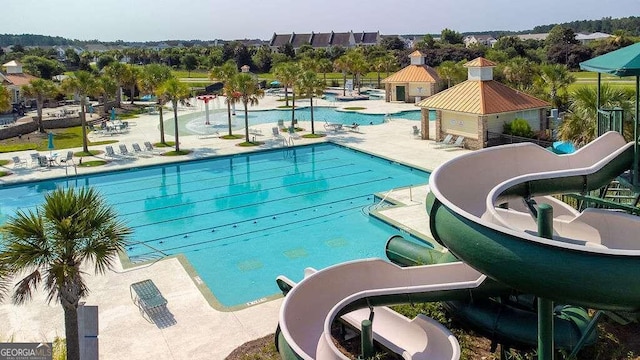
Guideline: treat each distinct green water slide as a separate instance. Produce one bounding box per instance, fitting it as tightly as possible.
[385,235,596,350]
[426,131,640,312]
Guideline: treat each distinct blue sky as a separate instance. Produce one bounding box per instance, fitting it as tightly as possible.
[2,0,638,42]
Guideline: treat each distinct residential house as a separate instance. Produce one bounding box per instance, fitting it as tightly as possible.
[575,32,612,44]
[463,35,497,47]
[417,57,549,148]
[269,31,380,51]
[516,33,549,41]
[381,51,441,103]
[0,60,38,105]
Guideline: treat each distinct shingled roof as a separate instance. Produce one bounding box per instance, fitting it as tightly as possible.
[381,65,440,83]
[417,80,549,115]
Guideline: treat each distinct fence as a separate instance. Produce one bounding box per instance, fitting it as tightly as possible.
[486,131,553,148]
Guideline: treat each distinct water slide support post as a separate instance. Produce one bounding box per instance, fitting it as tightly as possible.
[360,319,373,359]
[537,203,554,360]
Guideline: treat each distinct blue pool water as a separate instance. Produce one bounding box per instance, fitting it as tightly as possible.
[172,107,431,136]
[0,144,429,307]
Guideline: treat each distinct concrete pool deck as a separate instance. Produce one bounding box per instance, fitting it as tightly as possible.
[0,96,470,359]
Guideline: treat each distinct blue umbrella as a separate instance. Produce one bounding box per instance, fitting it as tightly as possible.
[270,80,280,86]
[47,132,55,157]
[110,107,116,121]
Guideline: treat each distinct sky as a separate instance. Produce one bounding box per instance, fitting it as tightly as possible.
[2,0,639,42]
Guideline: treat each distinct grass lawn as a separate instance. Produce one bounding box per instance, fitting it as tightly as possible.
[172,70,210,79]
[0,127,117,153]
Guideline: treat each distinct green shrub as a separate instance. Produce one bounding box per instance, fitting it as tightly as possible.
[504,118,534,138]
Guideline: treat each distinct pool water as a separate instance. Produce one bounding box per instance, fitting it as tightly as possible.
[0,144,429,307]
[169,107,433,136]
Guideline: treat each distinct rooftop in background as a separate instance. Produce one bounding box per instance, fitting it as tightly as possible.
[269,31,380,50]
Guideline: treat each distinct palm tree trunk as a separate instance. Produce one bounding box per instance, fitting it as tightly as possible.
[291,91,296,129]
[226,100,233,136]
[116,87,122,108]
[63,304,81,360]
[284,86,289,107]
[310,96,315,134]
[36,96,45,133]
[243,101,250,143]
[377,71,381,89]
[130,85,135,104]
[80,97,88,153]
[342,72,347,96]
[173,102,180,152]
[159,105,166,144]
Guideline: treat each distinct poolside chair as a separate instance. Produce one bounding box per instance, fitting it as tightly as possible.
[105,145,122,160]
[29,153,40,168]
[37,156,50,169]
[130,279,168,322]
[118,144,136,158]
[345,123,360,132]
[12,156,26,169]
[132,143,152,157]
[412,125,421,138]
[440,136,465,149]
[287,126,300,139]
[272,127,284,138]
[144,141,164,155]
[433,134,454,147]
[58,151,74,166]
[277,119,286,130]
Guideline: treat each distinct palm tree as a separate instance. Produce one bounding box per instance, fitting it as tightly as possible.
[0,85,10,113]
[316,58,333,86]
[558,84,633,147]
[61,71,98,154]
[372,56,388,89]
[296,70,325,135]
[345,50,368,93]
[437,60,466,88]
[158,78,191,152]
[501,57,539,92]
[138,64,173,144]
[233,73,264,143]
[96,75,117,116]
[0,187,131,360]
[535,64,575,110]
[210,60,239,136]
[122,65,141,104]
[273,62,299,107]
[21,79,58,133]
[104,62,128,107]
[333,56,349,96]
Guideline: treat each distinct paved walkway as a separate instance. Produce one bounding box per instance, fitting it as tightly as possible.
[0,96,470,359]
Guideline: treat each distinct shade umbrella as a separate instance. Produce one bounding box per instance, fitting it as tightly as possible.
[47,132,55,157]
[580,42,640,186]
[270,80,281,86]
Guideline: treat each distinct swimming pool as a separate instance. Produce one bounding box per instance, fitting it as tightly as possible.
[170,107,431,136]
[0,144,429,308]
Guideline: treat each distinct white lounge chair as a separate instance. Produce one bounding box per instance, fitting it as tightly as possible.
[272,127,284,138]
[144,141,164,155]
[434,134,453,147]
[29,153,40,168]
[12,156,26,169]
[132,143,152,157]
[412,125,421,137]
[105,145,122,160]
[118,144,136,158]
[440,136,465,149]
[58,151,75,166]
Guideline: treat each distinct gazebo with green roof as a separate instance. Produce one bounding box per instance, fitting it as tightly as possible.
[580,42,640,186]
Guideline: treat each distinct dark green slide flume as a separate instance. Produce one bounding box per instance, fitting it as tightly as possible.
[427,131,640,311]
